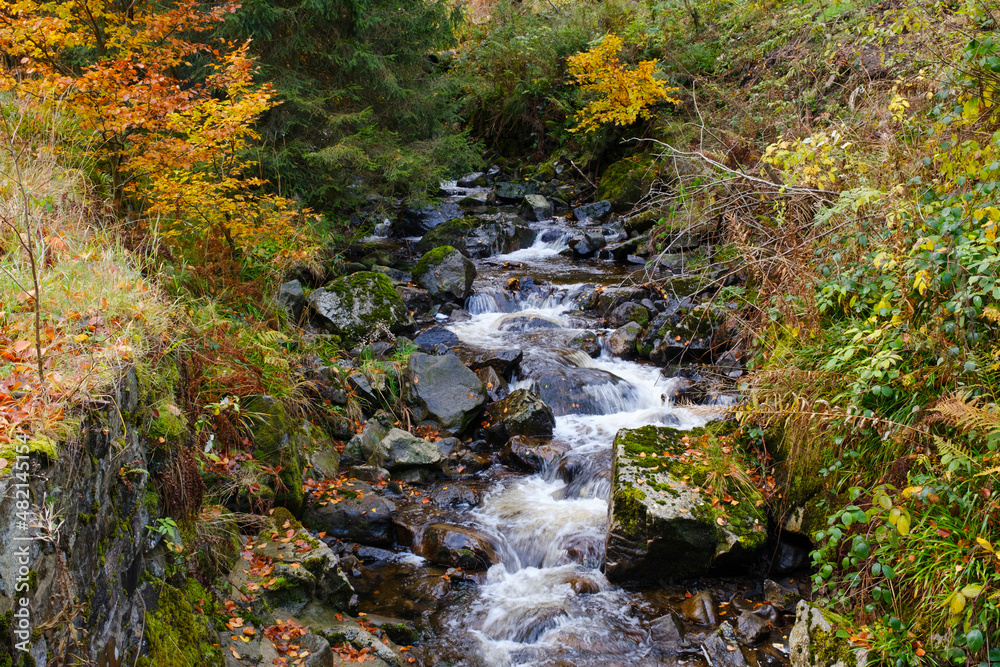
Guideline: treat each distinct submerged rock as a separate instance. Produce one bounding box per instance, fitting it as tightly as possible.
[412,246,477,303]
[404,352,486,433]
[604,425,766,583]
[307,272,414,344]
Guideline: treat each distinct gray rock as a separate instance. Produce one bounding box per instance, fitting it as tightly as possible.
[789,600,868,667]
[348,465,390,483]
[702,632,748,667]
[395,201,463,236]
[459,347,523,379]
[412,246,477,303]
[608,322,643,358]
[500,436,569,472]
[680,590,718,626]
[413,325,460,352]
[370,428,443,469]
[737,609,771,644]
[608,301,650,328]
[573,200,613,224]
[404,352,486,433]
[521,194,553,221]
[567,232,607,257]
[650,612,685,652]
[569,331,602,358]
[495,181,540,203]
[277,280,306,323]
[307,272,414,344]
[483,389,555,442]
[343,411,396,464]
[475,366,509,401]
[457,171,487,187]
[775,539,809,573]
[764,578,802,610]
[302,481,397,546]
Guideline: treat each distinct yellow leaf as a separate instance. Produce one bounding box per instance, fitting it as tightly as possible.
[976,536,995,553]
[896,514,911,535]
[950,591,966,615]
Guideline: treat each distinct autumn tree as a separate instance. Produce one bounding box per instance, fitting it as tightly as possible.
[567,33,680,133]
[0,0,299,254]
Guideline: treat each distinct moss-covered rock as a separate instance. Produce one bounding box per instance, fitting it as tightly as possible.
[411,246,477,303]
[788,600,868,667]
[415,217,477,254]
[136,580,223,667]
[596,156,658,212]
[605,425,766,583]
[243,395,304,513]
[306,272,414,345]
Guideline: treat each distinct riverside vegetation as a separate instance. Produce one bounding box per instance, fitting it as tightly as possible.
[1,0,999,664]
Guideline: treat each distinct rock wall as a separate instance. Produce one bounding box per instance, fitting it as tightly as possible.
[0,368,165,666]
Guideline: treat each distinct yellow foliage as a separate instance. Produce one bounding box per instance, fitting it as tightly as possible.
[566,34,680,133]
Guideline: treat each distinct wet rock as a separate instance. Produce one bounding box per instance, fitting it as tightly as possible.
[412,246,477,303]
[737,609,771,645]
[605,426,766,583]
[412,325,460,352]
[363,615,419,645]
[641,305,731,363]
[369,428,443,470]
[608,322,643,358]
[500,436,569,472]
[302,481,397,547]
[243,395,304,513]
[608,301,650,328]
[496,313,562,330]
[521,194,553,221]
[429,482,485,508]
[789,600,868,667]
[764,578,802,610]
[574,200,613,224]
[567,232,607,257]
[623,213,658,236]
[752,603,780,626]
[342,412,396,465]
[702,632,748,667]
[277,279,306,323]
[600,237,642,262]
[650,612,685,652]
[495,181,540,203]
[459,346,523,380]
[303,604,409,666]
[404,352,486,434]
[475,365,508,401]
[308,272,414,345]
[483,389,556,442]
[346,371,392,409]
[395,201,463,237]
[569,331,602,358]
[394,285,431,317]
[680,591,718,626]
[348,465,390,484]
[530,368,641,416]
[415,523,502,570]
[393,467,436,485]
[775,539,809,573]
[457,171,487,187]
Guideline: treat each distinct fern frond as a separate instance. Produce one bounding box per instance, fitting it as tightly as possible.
[932,392,1000,434]
[933,435,974,463]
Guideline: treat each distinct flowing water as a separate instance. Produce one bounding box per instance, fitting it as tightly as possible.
[353,185,788,666]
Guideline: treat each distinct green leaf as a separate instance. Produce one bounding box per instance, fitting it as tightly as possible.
[966,628,984,652]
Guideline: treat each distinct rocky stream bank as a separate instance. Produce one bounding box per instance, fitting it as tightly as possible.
[1,161,861,666]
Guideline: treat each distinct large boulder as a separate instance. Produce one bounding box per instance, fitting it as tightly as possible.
[604,425,766,583]
[495,181,540,203]
[243,396,304,513]
[416,218,535,258]
[573,200,613,225]
[412,246,477,303]
[404,352,486,433]
[307,272,414,345]
[596,156,658,212]
[302,481,397,546]
[395,201,463,237]
[483,389,555,443]
[500,436,569,472]
[567,232,607,258]
[520,194,553,221]
[369,428,443,470]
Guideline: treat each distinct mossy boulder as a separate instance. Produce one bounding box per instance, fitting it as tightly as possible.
[596,156,658,212]
[244,395,304,513]
[605,425,766,583]
[411,246,477,303]
[415,217,477,254]
[137,580,223,667]
[307,272,414,345]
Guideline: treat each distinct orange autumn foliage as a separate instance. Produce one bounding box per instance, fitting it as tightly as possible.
[0,0,302,254]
